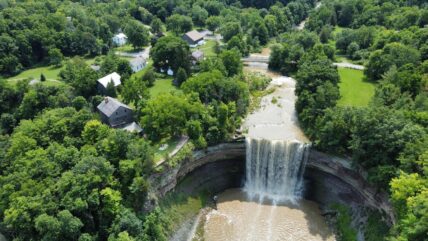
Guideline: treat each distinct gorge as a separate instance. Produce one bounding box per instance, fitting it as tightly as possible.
[150,62,393,241]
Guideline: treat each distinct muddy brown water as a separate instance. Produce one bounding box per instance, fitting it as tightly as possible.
[203,189,335,241]
[185,62,335,241]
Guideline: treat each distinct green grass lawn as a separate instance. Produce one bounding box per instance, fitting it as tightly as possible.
[335,55,354,64]
[113,44,138,53]
[194,40,217,57]
[6,65,63,82]
[154,137,182,162]
[338,67,375,107]
[149,77,181,98]
[4,57,100,84]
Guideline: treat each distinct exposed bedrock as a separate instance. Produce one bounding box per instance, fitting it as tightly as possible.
[149,140,394,225]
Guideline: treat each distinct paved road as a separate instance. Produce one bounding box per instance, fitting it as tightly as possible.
[296,1,322,30]
[333,62,365,70]
[242,55,269,63]
[242,54,366,70]
[115,46,151,59]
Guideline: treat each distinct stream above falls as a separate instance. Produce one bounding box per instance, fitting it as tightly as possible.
[191,57,336,241]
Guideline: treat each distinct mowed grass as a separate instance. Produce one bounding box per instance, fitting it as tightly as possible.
[338,67,375,107]
[4,57,99,83]
[6,65,63,82]
[149,77,181,98]
[194,40,217,57]
[154,137,182,162]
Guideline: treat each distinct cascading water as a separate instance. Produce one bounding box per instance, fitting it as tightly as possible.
[200,58,335,241]
[245,138,310,202]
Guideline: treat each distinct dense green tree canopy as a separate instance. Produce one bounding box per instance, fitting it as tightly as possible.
[150,36,191,74]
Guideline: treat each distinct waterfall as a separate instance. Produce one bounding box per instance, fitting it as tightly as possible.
[245,138,309,202]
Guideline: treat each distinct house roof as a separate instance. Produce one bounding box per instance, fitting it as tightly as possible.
[192,50,204,59]
[97,72,121,88]
[129,57,146,67]
[122,122,143,133]
[114,33,127,39]
[97,97,131,117]
[183,30,204,42]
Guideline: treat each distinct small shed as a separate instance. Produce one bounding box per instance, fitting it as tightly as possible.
[122,122,143,133]
[97,72,121,95]
[191,50,204,64]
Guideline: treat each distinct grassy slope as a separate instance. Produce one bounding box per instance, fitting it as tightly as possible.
[337,67,375,107]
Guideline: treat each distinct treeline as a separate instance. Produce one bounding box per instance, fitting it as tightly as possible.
[287,0,428,240]
[0,107,156,241]
[0,0,315,76]
[0,0,283,239]
[1,1,125,75]
[305,0,428,64]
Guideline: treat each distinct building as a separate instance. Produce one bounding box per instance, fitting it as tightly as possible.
[129,57,147,73]
[122,122,143,133]
[97,97,143,133]
[191,50,204,64]
[112,33,128,46]
[97,72,121,94]
[160,67,174,76]
[182,30,205,47]
[90,65,101,72]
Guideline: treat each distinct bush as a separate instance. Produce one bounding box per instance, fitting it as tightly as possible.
[331,204,358,241]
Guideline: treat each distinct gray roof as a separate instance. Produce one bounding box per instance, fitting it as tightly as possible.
[97,97,131,117]
[192,50,204,59]
[129,57,146,67]
[183,30,204,42]
[122,122,143,133]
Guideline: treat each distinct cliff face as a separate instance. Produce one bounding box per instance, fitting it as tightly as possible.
[148,141,246,205]
[149,141,394,225]
[305,151,395,224]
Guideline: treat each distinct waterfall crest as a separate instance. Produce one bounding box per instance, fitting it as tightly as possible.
[245,138,309,202]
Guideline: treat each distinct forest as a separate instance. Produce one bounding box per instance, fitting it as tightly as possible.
[0,0,427,240]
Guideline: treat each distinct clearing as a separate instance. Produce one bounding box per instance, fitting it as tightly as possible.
[337,67,375,107]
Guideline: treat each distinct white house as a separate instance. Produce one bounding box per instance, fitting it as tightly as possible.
[129,57,147,73]
[112,33,128,46]
[97,72,121,94]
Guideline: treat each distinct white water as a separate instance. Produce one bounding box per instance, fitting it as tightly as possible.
[245,138,309,202]
[193,54,335,241]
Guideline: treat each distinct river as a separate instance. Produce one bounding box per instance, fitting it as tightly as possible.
[186,53,335,241]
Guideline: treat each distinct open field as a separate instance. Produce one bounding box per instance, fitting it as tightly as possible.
[6,65,63,82]
[337,67,375,107]
[4,57,99,83]
[149,77,181,98]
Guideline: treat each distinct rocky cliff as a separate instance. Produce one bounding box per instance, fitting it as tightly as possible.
[148,140,394,227]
